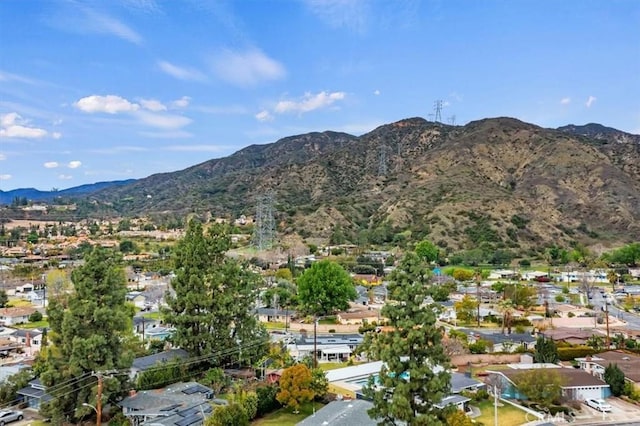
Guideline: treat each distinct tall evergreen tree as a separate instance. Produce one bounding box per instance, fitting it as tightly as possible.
[360,252,451,425]
[39,246,134,424]
[163,220,268,364]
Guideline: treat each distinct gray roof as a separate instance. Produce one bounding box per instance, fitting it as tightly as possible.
[132,349,189,371]
[11,328,43,338]
[450,372,483,393]
[256,307,297,316]
[435,394,471,409]
[296,399,379,426]
[297,334,363,346]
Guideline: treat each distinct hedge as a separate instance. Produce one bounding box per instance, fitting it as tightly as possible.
[557,346,597,361]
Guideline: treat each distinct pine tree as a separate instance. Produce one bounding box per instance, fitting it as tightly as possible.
[39,246,134,424]
[360,252,451,425]
[163,219,268,364]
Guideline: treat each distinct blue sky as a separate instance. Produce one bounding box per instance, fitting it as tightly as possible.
[0,0,638,191]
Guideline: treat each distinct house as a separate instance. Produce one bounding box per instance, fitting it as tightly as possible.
[9,328,43,356]
[489,366,610,401]
[126,291,147,309]
[0,307,37,326]
[130,349,189,379]
[461,329,537,353]
[296,399,381,426]
[133,315,162,335]
[265,368,284,385]
[287,334,364,363]
[256,307,297,323]
[553,304,594,319]
[0,363,29,383]
[119,382,218,426]
[352,274,381,286]
[540,328,603,346]
[578,350,640,391]
[17,378,52,409]
[336,309,381,325]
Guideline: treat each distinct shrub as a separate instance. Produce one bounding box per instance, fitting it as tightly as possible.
[29,311,43,322]
[557,346,597,361]
[256,385,281,417]
[567,312,575,318]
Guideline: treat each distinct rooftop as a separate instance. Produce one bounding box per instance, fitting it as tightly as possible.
[499,368,608,388]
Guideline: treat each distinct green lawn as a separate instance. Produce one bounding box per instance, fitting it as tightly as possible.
[474,400,529,426]
[318,362,354,371]
[252,401,324,426]
[19,320,49,329]
[141,311,162,320]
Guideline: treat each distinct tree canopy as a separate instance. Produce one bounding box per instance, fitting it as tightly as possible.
[512,369,566,408]
[534,336,558,364]
[296,260,356,316]
[163,219,268,364]
[360,252,451,425]
[276,364,315,413]
[604,363,625,397]
[38,246,134,424]
[415,240,439,263]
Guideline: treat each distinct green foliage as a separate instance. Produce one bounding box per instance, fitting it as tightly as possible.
[0,369,33,404]
[452,269,474,281]
[200,367,229,395]
[0,290,7,308]
[415,240,439,263]
[607,243,640,266]
[556,346,596,361]
[256,384,282,417]
[360,252,450,425]
[136,360,186,390]
[297,260,356,316]
[604,363,626,397]
[29,310,43,322]
[534,336,559,363]
[310,368,329,401]
[454,295,478,324]
[163,220,269,364]
[119,240,137,253]
[206,402,249,426]
[39,246,134,424]
[430,285,450,302]
[510,215,529,229]
[468,339,490,354]
[512,369,566,408]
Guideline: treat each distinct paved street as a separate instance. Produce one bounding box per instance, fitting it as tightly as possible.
[590,291,640,330]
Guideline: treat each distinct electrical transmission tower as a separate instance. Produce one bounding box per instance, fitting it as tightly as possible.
[433,100,443,123]
[253,192,276,251]
[378,145,388,176]
[448,115,456,126]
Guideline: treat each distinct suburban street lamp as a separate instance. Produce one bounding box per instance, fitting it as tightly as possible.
[82,402,100,426]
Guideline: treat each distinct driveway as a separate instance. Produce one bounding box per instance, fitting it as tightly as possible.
[571,398,640,425]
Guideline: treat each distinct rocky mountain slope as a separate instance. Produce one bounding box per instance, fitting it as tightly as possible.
[83,118,640,251]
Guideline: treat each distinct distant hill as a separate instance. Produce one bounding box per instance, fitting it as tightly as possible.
[79,117,640,252]
[0,179,137,205]
[5,117,640,253]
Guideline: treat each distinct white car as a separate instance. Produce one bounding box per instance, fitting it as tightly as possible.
[0,410,23,425]
[586,398,612,412]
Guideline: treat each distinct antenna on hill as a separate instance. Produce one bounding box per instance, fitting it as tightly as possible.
[253,192,276,251]
[433,100,443,123]
[378,145,388,176]
[448,115,456,126]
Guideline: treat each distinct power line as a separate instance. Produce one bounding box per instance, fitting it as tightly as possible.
[433,100,443,123]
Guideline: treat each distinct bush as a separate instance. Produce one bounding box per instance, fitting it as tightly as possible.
[256,385,281,417]
[567,312,575,318]
[29,311,43,322]
[474,389,490,401]
[557,346,597,361]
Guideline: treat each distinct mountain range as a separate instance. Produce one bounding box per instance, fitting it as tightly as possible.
[3,118,640,252]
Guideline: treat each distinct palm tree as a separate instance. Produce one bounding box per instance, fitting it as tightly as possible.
[607,270,618,291]
[498,298,515,335]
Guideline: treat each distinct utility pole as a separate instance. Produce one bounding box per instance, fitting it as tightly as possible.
[605,300,611,349]
[476,272,481,327]
[313,316,318,369]
[95,372,103,426]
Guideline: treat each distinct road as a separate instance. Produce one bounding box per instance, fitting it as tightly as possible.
[590,291,640,330]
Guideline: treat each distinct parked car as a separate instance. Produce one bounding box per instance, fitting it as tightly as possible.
[0,410,23,425]
[586,398,612,412]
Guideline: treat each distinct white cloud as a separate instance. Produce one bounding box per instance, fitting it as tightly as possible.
[0,70,38,85]
[211,48,286,87]
[373,89,380,96]
[560,97,571,105]
[255,110,274,122]
[52,132,62,139]
[44,162,59,169]
[158,61,206,81]
[135,110,192,129]
[0,154,5,160]
[586,95,597,108]
[58,174,73,180]
[274,91,346,114]
[0,174,11,181]
[171,96,191,109]
[306,0,369,33]
[81,7,143,45]
[140,99,167,112]
[0,112,48,139]
[75,95,140,114]
[68,161,82,169]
